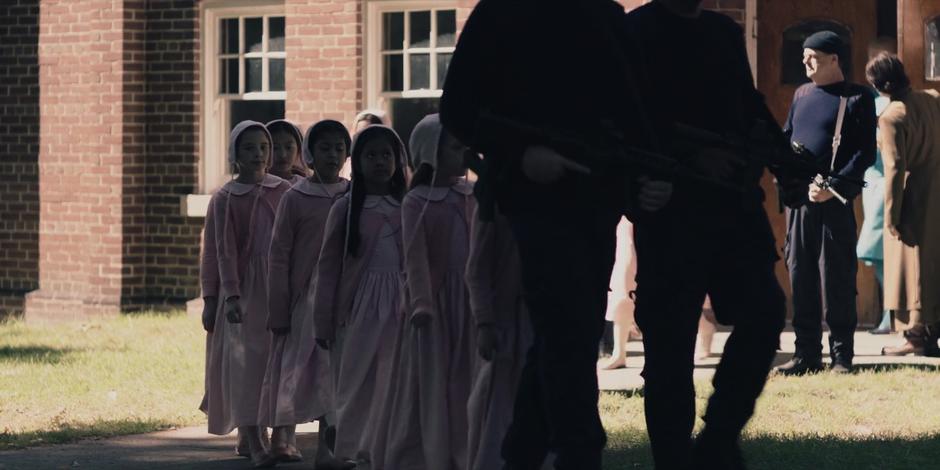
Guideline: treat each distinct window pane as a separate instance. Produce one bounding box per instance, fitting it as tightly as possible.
[246,58,263,92]
[927,17,940,81]
[410,53,430,89]
[437,10,456,47]
[389,97,439,147]
[220,58,239,94]
[383,54,404,92]
[383,12,404,51]
[245,17,263,53]
[221,18,239,54]
[270,58,285,91]
[269,16,285,52]
[437,53,452,88]
[410,11,431,48]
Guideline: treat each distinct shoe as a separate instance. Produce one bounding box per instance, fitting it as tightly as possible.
[773,356,823,376]
[692,429,747,470]
[829,361,853,374]
[868,325,892,335]
[881,340,925,356]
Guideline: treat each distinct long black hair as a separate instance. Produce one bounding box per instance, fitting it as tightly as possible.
[346,125,409,256]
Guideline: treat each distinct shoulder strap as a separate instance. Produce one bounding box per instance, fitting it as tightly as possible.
[830,96,848,171]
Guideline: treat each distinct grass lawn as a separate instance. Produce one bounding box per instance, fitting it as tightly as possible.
[2,314,940,469]
[0,312,205,449]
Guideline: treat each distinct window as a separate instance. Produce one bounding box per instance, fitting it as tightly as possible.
[780,21,852,85]
[200,4,286,196]
[367,3,457,146]
[927,16,940,81]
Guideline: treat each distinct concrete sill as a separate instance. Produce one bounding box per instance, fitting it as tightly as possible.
[181,194,211,218]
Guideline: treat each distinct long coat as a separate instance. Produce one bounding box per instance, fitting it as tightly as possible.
[878,89,940,322]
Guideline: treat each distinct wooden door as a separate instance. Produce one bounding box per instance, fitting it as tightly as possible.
[899,0,940,93]
[756,0,880,324]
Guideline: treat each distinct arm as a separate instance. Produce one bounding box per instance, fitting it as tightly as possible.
[200,195,221,299]
[312,197,348,342]
[465,206,498,327]
[830,92,877,200]
[215,192,241,301]
[878,107,906,232]
[402,195,436,325]
[266,193,295,331]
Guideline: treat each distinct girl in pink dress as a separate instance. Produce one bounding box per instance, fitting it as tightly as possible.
[385,113,476,470]
[313,125,409,469]
[465,204,532,470]
[260,120,352,464]
[200,120,290,468]
[266,119,308,185]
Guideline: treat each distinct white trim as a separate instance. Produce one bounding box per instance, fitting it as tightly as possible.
[364,0,458,112]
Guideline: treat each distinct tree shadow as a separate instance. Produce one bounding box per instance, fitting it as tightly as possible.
[0,345,79,365]
[604,428,940,469]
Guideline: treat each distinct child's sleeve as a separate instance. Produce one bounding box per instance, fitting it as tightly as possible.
[200,194,221,299]
[266,194,295,330]
[465,206,497,326]
[312,197,348,341]
[402,195,436,319]
[216,192,241,300]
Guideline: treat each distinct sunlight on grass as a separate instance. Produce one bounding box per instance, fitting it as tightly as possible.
[0,313,205,449]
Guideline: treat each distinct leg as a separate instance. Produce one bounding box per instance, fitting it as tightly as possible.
[693,213,786,468]
[821,202,859,368]
[503,208,619,470]
[633,220,707,470]
[240,425,276,468]
[695,305,717,361]
[787,205,825,361]
[600,302,631,370]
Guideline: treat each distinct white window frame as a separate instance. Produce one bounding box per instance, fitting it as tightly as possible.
[195,0,285,204]
[364,1,459,109]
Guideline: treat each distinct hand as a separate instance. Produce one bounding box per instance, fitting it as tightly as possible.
[636,176,673,212]
[887,224,900,238]
[224,296,243,323]
[271,327,290,336]
[807,180,834,203]
[316,338,332,350]
[202,297,218,333]
[477,324,498,361]
[411,309,432,328]
[687,147,746,180]
[520,145,590,184]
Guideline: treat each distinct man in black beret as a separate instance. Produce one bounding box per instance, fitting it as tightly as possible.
[774,30,877,376]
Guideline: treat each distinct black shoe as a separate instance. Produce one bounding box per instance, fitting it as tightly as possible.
[829,361,853,374]
[773,356,824,376]
[692,429,746,470]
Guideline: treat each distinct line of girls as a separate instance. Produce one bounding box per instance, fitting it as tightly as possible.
[198,111,531,470]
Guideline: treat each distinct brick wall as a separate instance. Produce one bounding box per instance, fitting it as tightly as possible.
[142,0,202,307]
[0,0,40,319]
[702,0,746,26]
[25,0,142,320]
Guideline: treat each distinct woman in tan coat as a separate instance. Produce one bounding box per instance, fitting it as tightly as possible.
[866,53,940,356]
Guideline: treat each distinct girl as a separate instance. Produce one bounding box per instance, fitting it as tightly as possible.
[312,125,409,469]
[353,109,388,133]
[385,113,476,470]
[465,203,532,470]
[260,120,352,464]
[267,119,308,184]
[200,120,291,468]
[600,217,640,370]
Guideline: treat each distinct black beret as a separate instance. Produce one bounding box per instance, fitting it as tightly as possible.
[803,31,844,56]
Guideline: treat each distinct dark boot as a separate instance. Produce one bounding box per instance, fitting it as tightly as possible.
[692,428,746,470]
[773,356,823,376]
[828,336,854,374]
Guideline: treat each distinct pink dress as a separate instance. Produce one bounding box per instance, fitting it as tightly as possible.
[259,179,349,427]
[200,174,291,435]
[385,180,476,470]
[312,194,404,468]
[465,208,532,470]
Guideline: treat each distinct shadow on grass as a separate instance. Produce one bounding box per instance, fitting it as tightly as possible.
[0,345,80,365]
[852,362,940,373]
[604,427,940,470]
[0,419,183,450]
